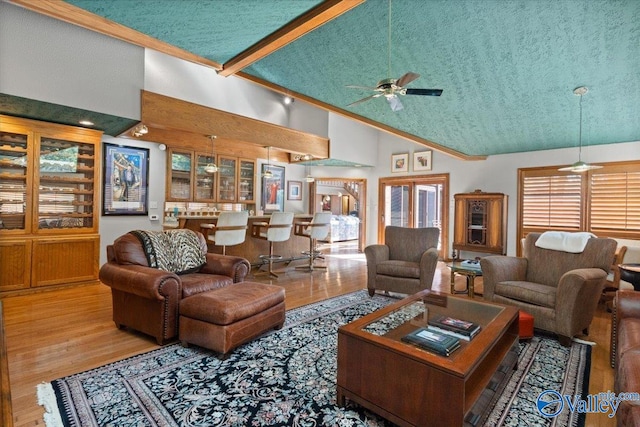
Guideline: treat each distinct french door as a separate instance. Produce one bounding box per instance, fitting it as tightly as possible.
[378,174,449,259]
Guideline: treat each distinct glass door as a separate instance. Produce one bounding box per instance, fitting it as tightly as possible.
[379,174,449,258]
[0,129,30,232]
[195,153,215,201]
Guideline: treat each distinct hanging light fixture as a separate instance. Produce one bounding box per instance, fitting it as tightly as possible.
[204,135,218,174]
[305,164,315,183]
[558,86,602,173]
[263,146,273,179]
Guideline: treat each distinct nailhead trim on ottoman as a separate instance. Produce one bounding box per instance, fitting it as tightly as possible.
[179,282,285,356]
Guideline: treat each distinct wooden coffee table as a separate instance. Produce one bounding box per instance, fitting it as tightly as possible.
[337,290,519,427]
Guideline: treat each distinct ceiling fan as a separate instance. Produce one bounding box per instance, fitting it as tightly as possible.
[346,0,442,112]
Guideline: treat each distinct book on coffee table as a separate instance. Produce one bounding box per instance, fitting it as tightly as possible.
[429,315,481,339]
[401,327,460,357]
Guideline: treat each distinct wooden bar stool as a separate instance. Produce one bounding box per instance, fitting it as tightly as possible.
[294,212,332,271]
[251,212,294,278]
[200,211,248,255]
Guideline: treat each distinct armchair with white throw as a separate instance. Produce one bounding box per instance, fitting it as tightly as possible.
[481,232,616,346]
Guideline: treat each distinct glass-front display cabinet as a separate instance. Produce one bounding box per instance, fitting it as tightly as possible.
[167,150,193,201]
[453,190,508,255]
[195,153,216,201]
[217,156,237,202]
[0,115,102,293]
[238,159,255,203]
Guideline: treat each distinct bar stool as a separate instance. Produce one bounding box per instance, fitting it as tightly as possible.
[200,211,249,255]
[294,212,332,271]
[251,212,294,278]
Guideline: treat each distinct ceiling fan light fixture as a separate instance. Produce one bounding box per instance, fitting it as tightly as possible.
[558,86,602,173]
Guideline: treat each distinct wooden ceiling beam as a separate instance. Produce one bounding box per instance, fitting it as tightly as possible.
[218,0,365,77]
[9,0,222,70]
[140,90,329,159]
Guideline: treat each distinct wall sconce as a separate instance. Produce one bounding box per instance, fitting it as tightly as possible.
[131,124,148,137]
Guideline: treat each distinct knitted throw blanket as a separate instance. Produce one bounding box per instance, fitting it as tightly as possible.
[131,229,206,275]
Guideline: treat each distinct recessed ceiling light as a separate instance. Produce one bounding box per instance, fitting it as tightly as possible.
[79,120,94,126]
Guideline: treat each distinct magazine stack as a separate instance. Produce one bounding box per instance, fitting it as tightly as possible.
[427,315,481,341]
[401,327,461,356]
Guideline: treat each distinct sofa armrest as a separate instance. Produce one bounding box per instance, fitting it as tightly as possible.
[99,262,181,300]
[364,245,390,291]
[419,248,439,288]
[200,253,251,283]
[480,256,528,301]
[616,290,640,319]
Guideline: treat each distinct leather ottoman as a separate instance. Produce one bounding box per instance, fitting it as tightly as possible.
[179,282,285,356]
[519,310,534,339]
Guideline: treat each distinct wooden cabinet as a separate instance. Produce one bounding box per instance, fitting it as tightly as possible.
[167,149,255,204]
[453,191,507,255]
[0,115,102,293]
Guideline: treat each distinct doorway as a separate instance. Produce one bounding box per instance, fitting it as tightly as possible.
[308,178,367,252]
[378,174,449,259]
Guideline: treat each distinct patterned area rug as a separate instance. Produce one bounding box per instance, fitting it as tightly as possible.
[37,291,590,426]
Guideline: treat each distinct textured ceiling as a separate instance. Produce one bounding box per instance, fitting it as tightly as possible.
[50,1,640,156]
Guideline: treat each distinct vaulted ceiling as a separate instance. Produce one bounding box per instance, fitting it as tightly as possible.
[11,0,640,159]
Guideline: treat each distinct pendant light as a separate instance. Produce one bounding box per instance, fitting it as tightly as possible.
[263,146,273,179]
[305,164,315,183]
[204,135,218,174]
[558,87,602,173]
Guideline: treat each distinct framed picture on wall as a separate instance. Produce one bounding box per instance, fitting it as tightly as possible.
[413,150,433,171]
[102,143,149,215]
[262,164,285,213]
[392,153,409,173]
[288,180,302,200]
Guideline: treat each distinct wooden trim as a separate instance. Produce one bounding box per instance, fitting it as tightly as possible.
[9,0,221,70]
[141,91,329,159]
[238,72,486,162]
[0,301,13,427]
[219,0,364,76]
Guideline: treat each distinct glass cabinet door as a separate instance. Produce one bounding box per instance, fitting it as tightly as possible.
[37,137,95,230]
[238,159,255,202]
[217,156,237,202]
[467,200,487,245]
[0,130,30,231]
[168,150,193,200]
[195,153,216,201]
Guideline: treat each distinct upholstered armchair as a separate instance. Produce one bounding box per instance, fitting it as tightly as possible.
[365,226,440,296]
[481,232,616,346]
[99,230,250,345]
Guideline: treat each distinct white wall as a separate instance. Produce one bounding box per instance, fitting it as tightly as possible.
[0,2,143,119]
[288,99,329,138]
[328,113,378,167]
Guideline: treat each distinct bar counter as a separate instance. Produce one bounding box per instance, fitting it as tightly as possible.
[164,214,313,265]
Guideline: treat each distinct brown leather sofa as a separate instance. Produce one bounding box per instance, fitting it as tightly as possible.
[611,290,640,427]
[100,230,251,345]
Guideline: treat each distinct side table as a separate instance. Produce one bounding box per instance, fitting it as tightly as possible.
[619,264,640,291]
[448,261,482,298]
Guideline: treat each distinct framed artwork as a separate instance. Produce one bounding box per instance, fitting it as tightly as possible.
[322,195,332,211]
[413,150,433,171]
[391,153,409,173]
[261,164,285,213]
[102,143,149,216]
[288,180,302,200]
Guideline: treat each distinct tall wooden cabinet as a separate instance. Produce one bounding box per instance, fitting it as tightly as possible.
[453,190,508,255]
[0,115,102,293]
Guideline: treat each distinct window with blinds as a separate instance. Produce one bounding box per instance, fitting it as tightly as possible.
[519,161,640,243]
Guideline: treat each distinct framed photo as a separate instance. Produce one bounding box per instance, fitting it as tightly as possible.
[262,164,285,213]
[102,143,149,216]
[413,150,433,171]
[392,153,409,173]
[288,180,302,200]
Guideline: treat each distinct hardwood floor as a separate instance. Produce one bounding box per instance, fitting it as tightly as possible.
[2,244,616,426]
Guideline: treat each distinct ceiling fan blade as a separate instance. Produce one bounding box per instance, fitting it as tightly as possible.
[387,95,404,112]
[405,88,443,96]
[346,84,379,91]
[396,72,420,88]
[347,93,382,107]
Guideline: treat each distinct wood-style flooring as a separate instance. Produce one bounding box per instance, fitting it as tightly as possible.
[2,243,616,426]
